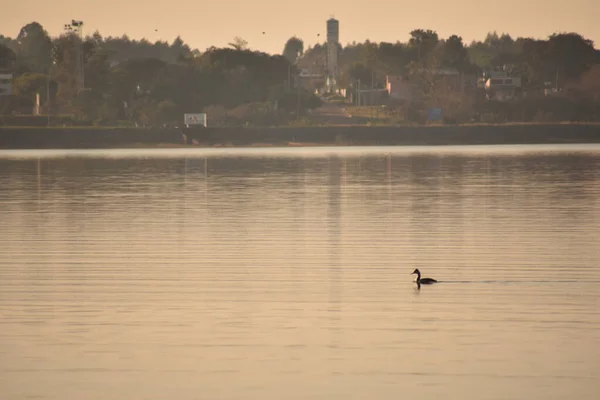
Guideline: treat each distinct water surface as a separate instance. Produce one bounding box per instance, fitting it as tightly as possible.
[1,145,599,400]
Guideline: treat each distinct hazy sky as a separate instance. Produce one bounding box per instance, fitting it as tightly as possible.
[2,0,598,54]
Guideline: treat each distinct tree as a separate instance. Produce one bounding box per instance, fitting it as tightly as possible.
[340,62,372,86]
[377,42,408,74]
[110,57,167,110]
[439,35,469,71]
[408,29,439,64]
[171,36,191,61]
[83,40,111,93]
[16,22,52,72]
[579,64,600,101]
[0,43,16,70]
[519,38,551,89]
[228,37,248,51]
[11,72,49,111]
[547,33,597,84]
[12,72,48,96]
[0,34,16,49]
[484,32,515,52]
[361,40,378,67]
[96,34,196,64]
[282,36,304,64]
[468,40,496,68]
[52,33,82,107]
[468,32,517,69]
[156,99,178,124]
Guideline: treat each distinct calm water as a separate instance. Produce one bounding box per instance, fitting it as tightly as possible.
[1,145,600,400]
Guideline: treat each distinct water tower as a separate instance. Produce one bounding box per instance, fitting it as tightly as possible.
[326,18,339,93]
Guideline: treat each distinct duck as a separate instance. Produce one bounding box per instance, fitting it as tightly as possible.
[411,269,437,285]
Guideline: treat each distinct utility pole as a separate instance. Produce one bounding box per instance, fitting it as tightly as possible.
[370,70,374,109]
[46,62,55,125]
[371,66,375,117]
[296,79,300,119]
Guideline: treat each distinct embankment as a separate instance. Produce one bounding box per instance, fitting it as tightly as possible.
[1,124,600,149]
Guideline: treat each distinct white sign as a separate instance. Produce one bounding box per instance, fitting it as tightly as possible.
[184,113,207,127]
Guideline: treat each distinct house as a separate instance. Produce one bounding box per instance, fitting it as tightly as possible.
[433,68,478,92]
[297,67,325,91]
[386,75,414,104]
[295,54,326,91]
[410,68,478,92]
[483,70,522,101]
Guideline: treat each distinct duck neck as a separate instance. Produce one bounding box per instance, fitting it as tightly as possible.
[415,271,421,282]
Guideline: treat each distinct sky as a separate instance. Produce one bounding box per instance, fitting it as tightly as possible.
[1,0,599,54]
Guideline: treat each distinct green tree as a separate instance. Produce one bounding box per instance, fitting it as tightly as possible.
[341,62,372,85]
[11,72,49,111]
[171,36,191,61]
[83,40,111,93]
[0,43,16,70]
[0,34,16,48]
[282,36,304,64]
[579,64,600,101]
[468,32,516,69]
[547,33,597,84]
[518,38,551,89]
[408,29,439,64]
[361,40,378,68]
[228,37,248,51]
[439,35,469,71]
[12,72,48,96]
[156,99,178,124]
[377,42,408,74]
[52,33,81,109]
[109,57,167,120]
[16,22,52,72]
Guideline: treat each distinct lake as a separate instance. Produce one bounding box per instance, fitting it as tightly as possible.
[1,145,599,400]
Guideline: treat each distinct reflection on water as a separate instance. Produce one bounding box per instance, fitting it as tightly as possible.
[1,145,600,400]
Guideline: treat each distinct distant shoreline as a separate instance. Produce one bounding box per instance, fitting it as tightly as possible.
[1,123,600,149]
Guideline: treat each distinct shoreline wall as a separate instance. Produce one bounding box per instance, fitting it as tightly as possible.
[1,125,600,149]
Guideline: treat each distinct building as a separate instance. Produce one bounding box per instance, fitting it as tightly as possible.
[326,18,339,93]
[479,68,523,101]
[0,74,12,96]
[484,71,522,101]
[297,68,325,91]
[386,75,414,104]
[355,88,388,106]
[434,68,477,92]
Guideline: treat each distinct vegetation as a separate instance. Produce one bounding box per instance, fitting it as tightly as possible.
[0,23,599,127]
[0,24,321,127]
[282,37,304,64]
[303,30,600,123]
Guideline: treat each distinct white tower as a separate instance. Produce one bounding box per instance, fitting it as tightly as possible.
[326,18,339,93]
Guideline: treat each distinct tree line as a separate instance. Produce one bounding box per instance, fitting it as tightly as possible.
[321,30,599,91]
[1,22,599,126]
[301,30,599,122]
[0,22,320,126]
